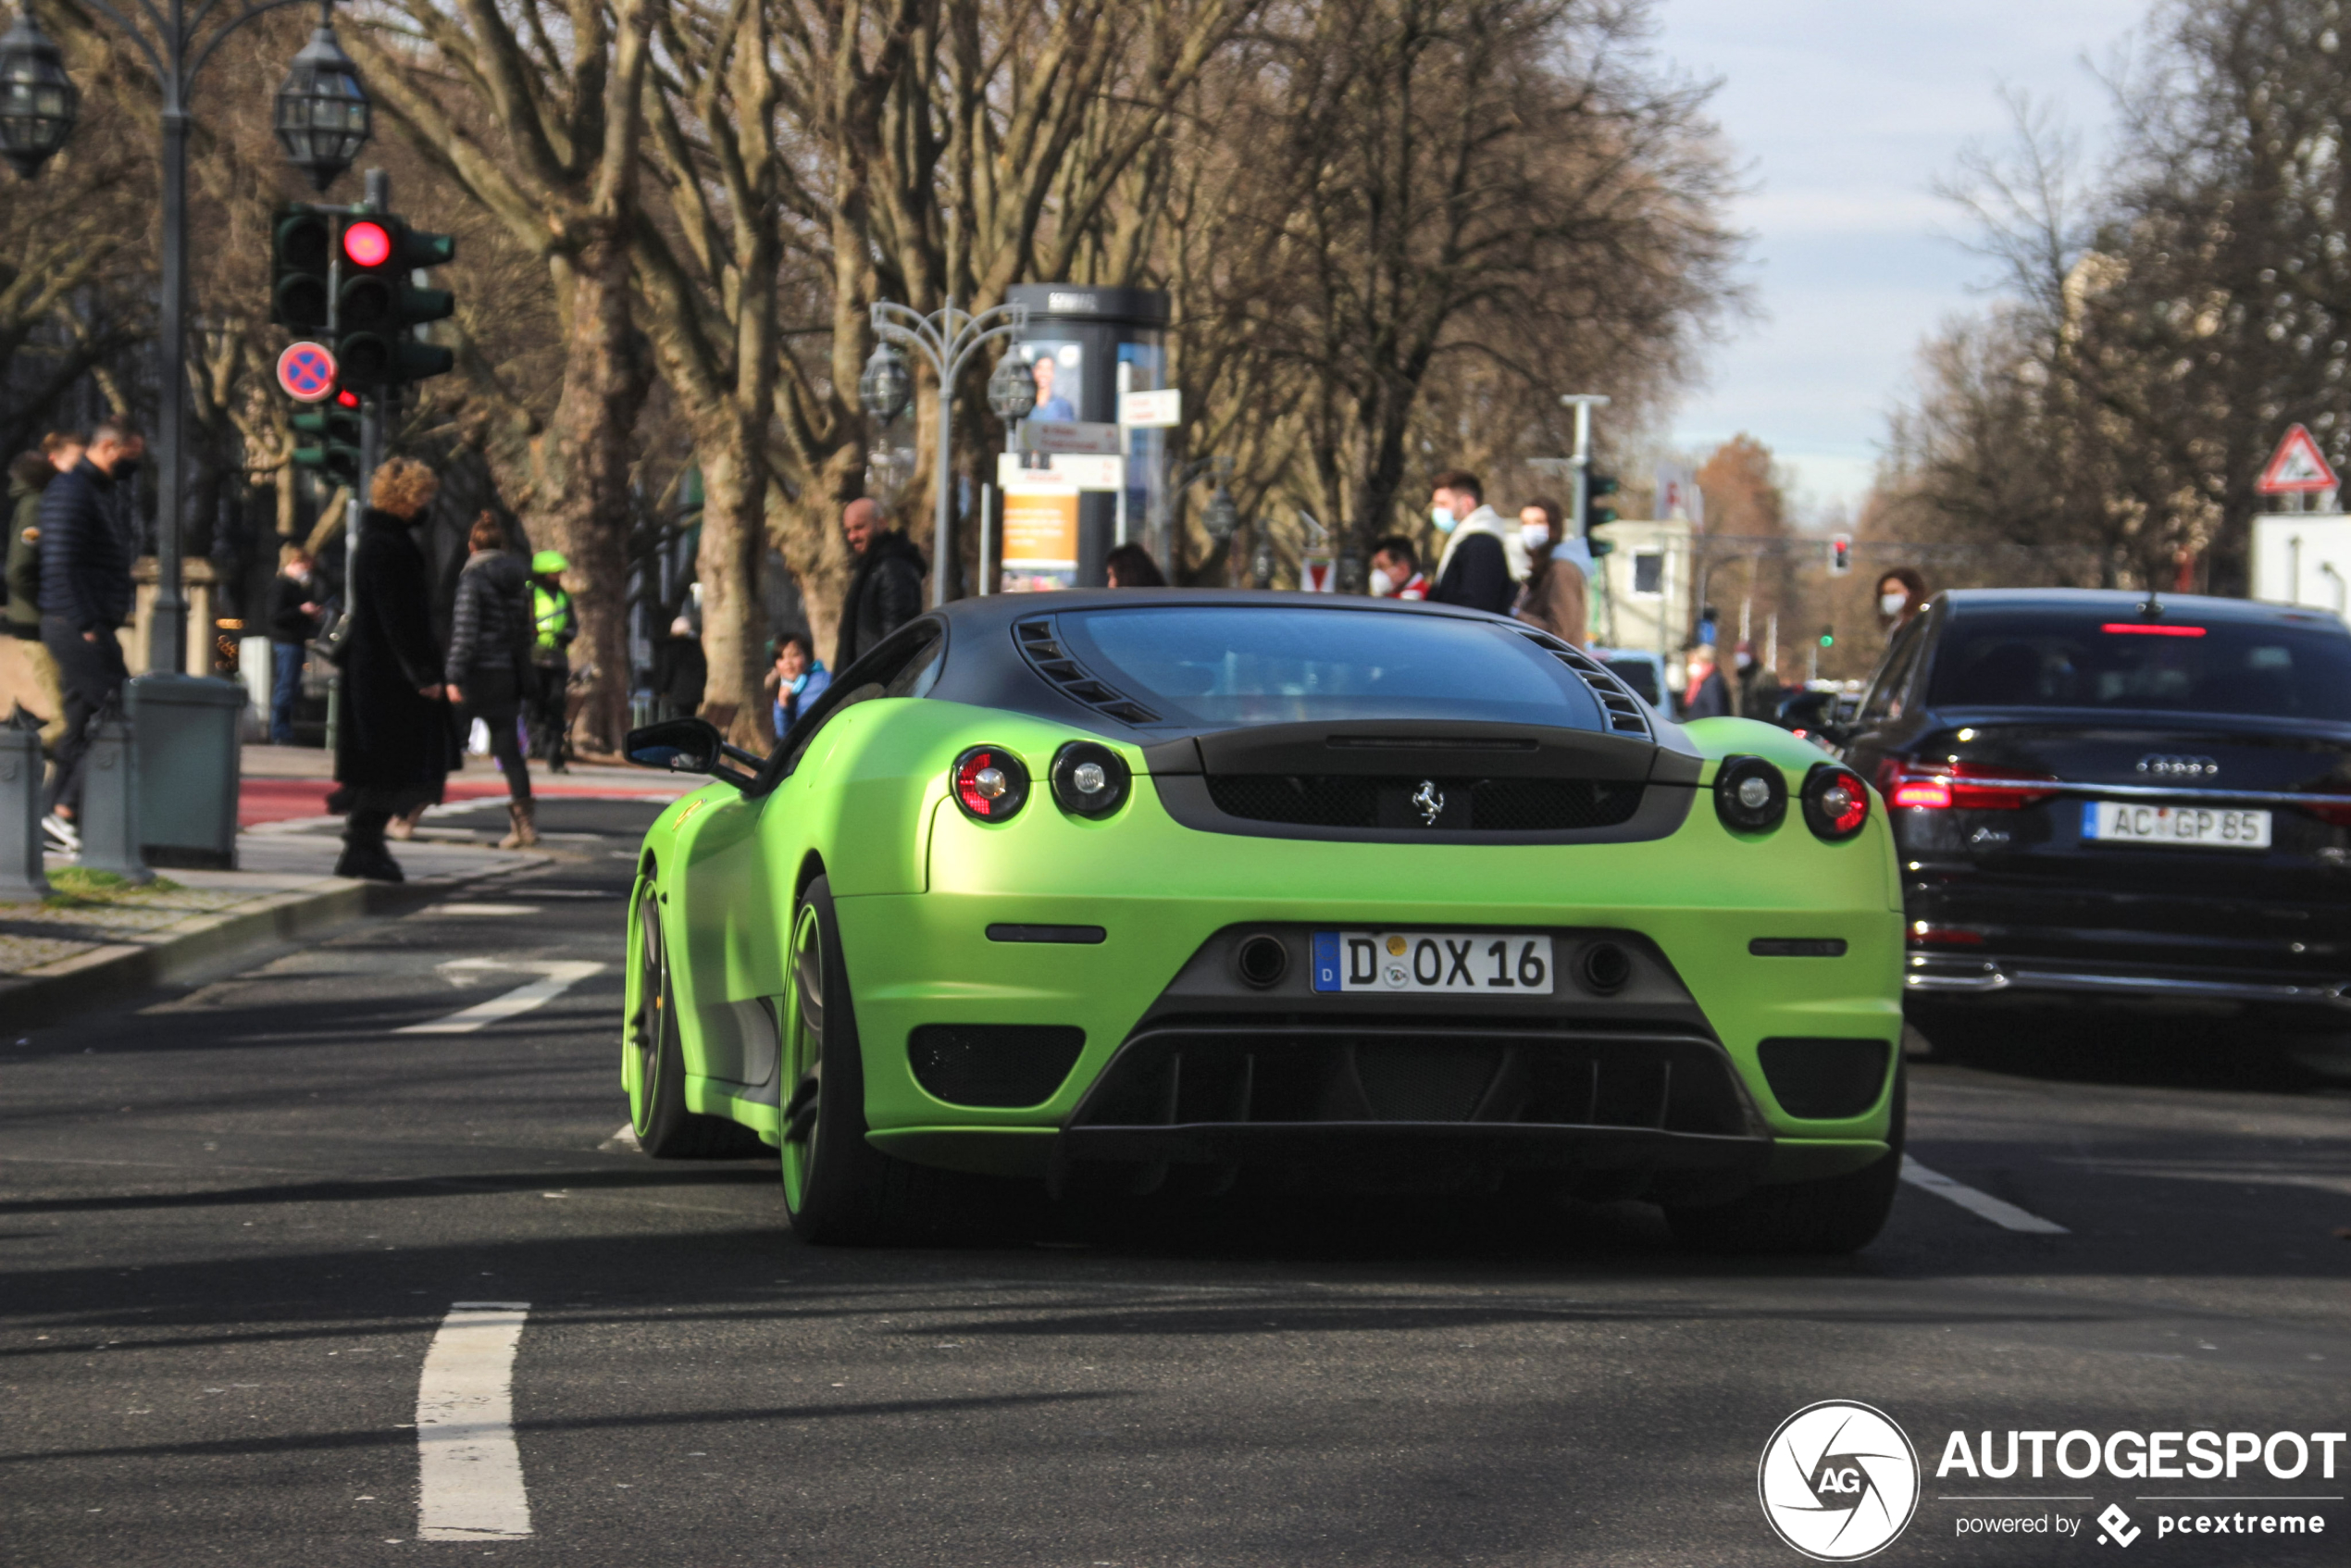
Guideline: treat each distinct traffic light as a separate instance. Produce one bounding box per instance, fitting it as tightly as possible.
[333,214,456,390]
[270,207,333,332]
[1582,469,1620,532]
[1819,626,1835,650]
[292,388,364,487]
[1829,534,1852,576]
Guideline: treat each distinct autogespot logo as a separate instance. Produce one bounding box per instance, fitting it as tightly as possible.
[1760,1400,1922,1562]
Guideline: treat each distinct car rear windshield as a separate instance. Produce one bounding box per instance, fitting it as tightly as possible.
[1052,606,1604,729]
[1927,610,2351,721]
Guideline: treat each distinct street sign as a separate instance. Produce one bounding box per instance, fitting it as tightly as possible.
[1300,555,1337,592]
[1121,388,1181,429]
[2258,424,2340,494]
[999,452,1124,492]
[1020,419,1122,455]
[276,341,338,404]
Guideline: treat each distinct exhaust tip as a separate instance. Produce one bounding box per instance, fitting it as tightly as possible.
[1581,941,1633,994]
[1236,934,1289,989]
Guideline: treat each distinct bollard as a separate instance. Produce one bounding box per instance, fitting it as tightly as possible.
[0,726,47,902]
[77,712,152,884]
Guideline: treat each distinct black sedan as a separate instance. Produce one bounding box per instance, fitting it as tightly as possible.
[1826,589,2351,1036]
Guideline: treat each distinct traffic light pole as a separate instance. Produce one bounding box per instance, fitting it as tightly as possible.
[150,100,190,674]
[1560,393,1609,539]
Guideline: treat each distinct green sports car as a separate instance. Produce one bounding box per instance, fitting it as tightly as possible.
[621,591,1906,1251]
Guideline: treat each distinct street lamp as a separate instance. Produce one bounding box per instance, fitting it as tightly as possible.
[868,295,1029,608]
[1,0,371,677]
[858,342,912,423]
[986,353,1037,424]
[272,21,368,192]
[0,11,77,177]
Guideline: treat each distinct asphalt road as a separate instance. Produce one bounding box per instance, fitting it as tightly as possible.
[3,798,2345,1566]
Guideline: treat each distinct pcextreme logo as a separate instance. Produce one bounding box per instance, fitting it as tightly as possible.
[1759,1400,1923,1562]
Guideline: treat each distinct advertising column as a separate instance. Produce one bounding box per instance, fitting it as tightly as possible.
[1004,284,1169,588]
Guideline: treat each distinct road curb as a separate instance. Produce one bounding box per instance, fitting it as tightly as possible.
[1,866,530,1032]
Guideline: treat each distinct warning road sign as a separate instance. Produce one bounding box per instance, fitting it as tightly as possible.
[2257,423,2340,495]
[277,342,339,404]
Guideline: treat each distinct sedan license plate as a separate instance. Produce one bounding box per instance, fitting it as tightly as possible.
[1312,931,1553,994]
[2082,801,2271,849]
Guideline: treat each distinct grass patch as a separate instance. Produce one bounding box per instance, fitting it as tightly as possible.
[42,866,184,909]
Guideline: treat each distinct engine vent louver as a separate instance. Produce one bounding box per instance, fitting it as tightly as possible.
[1517,630,1651,739]
[1014,617,1161,725]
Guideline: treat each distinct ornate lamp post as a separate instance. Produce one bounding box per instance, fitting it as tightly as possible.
[867,296,1028,608]
[0,11,76,176]
[0,0,369,674]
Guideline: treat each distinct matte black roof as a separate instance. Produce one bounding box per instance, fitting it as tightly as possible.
[916,589,1620,740]
[1936,588,2349,629]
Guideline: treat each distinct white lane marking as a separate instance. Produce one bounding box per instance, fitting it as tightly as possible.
[599,1123,641,1153]
[396,961,604,1035]
[417,1301,533,1541]
[1901,1156,2070,1234]
[429,903,544,916]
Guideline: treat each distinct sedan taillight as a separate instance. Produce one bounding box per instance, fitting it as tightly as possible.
[1877,760,2059,811]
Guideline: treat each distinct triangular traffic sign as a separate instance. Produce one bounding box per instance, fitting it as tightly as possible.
[2257,424,2340,494]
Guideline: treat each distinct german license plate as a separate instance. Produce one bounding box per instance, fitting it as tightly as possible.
[1312,931,1553,994]
[2082,801,2271,849]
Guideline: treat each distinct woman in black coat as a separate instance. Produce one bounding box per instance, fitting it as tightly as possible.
[327,457,453,881]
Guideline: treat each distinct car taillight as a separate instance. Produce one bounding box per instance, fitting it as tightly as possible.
[2299,796,2351,827]
[1878,761,2059,810]
[1713,755,1787,833]
[951,746,1029,822]
[1050,740,1131,817]
[1801,764,1871,841]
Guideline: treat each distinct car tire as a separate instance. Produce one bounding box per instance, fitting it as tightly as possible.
[779,876,962,1245]
[1665,1068,1906,1255]
[628,869,767,1160]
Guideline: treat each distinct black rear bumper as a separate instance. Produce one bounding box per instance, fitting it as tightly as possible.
[1050,1020,1773,1201]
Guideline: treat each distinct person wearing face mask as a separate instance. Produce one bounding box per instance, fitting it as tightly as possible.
[1875,566,1926,632]
[1679,641,1731,720]
[1510,498,1589,645]
[1367,536,1427,600]
[1425,469,1526,616]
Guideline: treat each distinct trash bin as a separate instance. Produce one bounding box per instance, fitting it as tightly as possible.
[129,673,245,869]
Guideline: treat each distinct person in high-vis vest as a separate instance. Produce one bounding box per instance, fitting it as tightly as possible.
[528,549,577,772]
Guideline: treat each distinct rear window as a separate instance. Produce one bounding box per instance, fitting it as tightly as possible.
[1927,611,2351,721]
[1052,606,1605,729]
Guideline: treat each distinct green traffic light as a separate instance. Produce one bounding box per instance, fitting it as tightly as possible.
[1819,628,1835,648]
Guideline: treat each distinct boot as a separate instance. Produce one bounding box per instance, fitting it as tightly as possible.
[500,798,539,849]
[386,803,429,841]
[334,828,404,883]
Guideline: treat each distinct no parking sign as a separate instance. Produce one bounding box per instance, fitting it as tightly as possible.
[277,341,339,404]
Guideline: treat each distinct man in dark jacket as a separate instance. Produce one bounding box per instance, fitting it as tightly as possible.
[266,548,320,745]
[1424,468,1521,616]
[37,420,143,832]
[834,498,926,670]
[6,433,81,753]
[444,514,537,848]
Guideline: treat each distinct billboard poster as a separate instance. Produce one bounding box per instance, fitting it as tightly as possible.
[1000,485,1081,592]
[1016,341,1084,424]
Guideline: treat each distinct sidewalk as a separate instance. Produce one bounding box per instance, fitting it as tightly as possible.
[2,747,692,1028]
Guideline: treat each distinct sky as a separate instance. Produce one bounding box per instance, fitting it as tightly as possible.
[1649,0,2151,520]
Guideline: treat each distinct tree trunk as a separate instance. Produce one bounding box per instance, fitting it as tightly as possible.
[694,432,770,747]
[538,225,652,756]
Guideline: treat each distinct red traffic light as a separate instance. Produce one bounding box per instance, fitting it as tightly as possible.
[336,388,360,408]
[342,219,392,268]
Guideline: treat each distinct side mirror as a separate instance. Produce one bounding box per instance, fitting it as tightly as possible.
[627,717,724,775]
[1773,691,1834,733]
